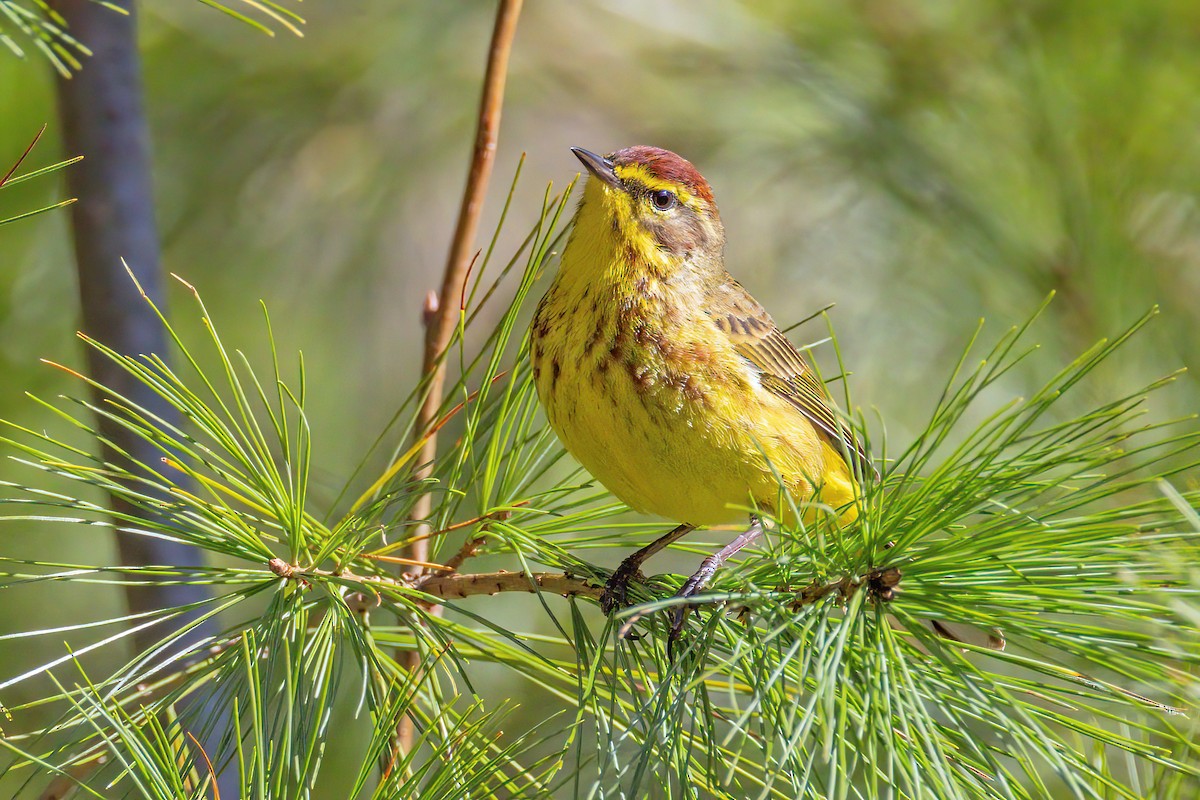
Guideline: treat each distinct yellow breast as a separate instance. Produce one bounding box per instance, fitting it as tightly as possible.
[531,262,856,527]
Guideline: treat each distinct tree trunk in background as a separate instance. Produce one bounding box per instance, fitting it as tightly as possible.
[50,0,233,788]
[52,0,210,641]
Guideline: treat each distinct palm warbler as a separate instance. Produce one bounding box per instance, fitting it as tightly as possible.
[532,146,872,640]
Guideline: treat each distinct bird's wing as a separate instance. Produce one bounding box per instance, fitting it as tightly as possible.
[706,277,876,478]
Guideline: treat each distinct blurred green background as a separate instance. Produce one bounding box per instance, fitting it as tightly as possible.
[2,0,1199,795]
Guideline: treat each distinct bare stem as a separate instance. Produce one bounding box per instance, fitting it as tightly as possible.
[264,559,906,615]
[392,0,524,760]
[420,570,604,602]
[408,0,525,561]
[268,557,603,602]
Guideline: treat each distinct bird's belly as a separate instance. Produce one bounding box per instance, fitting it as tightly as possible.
[538,350,824,526]
[559,396,748,525]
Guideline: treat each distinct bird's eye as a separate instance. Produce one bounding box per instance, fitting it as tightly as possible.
[650,190,677,211]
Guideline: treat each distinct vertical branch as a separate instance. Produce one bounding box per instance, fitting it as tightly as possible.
[51,0,211,646]
[48,0,232,793]
[410,0,525,549]
[51,0,209,638]
[394,0,524,754]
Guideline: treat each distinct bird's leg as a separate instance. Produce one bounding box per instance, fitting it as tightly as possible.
[669,515,764,646]
[601,522,697,613]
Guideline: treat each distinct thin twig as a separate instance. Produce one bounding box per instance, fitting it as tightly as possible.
[367,499,527,558]
[395,0,524,759]
[267,557,602,602]
[408,0,525,563]
[263,560,906,614]
[418,570,604,601]
[439,536,487,574]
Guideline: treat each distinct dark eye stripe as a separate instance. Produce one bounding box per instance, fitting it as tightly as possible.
[619,177,682,211]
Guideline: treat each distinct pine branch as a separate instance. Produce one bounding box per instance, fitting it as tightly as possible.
[2,165,1198,799]
[2,0,303,74]
[268,557,605,603]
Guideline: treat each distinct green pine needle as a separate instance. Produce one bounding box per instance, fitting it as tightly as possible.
[1,164,1198,798]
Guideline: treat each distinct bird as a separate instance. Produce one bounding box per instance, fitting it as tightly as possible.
[530,145,872,645]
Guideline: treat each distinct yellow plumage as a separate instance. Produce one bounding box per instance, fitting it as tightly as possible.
[533,148,862,527]
[531,146,869,630]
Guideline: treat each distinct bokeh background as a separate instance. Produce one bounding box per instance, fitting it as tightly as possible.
[2,0,1199,795]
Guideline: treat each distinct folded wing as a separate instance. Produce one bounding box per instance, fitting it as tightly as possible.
[706,277,876,479]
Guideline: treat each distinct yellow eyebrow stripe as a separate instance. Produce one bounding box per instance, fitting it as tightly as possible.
[613,163,702,210]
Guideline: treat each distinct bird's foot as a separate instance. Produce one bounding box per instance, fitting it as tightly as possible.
[666,570,711,658]
[600,561,645,615]
[665,518,764,658]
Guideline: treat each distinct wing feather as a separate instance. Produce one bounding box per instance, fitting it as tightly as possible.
[707,278,876,478]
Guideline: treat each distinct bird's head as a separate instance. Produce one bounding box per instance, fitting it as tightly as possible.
[571,146,725,264]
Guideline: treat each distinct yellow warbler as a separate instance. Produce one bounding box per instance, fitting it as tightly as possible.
[531,146,871,640]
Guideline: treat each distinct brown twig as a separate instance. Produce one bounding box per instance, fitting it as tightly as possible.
[368,499,527,558]
[419,570,604,601]
[374,502,525,576]
[395,0,524,760]
[408,0,524,564]
[268,557,602,602]
[268,558,594,609]
[268,559,904,622]
[440,536,488,574]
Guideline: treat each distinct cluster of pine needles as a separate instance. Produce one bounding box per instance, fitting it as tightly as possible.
[0,167,1199,799]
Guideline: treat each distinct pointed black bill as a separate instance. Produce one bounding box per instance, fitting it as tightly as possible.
[571,147,621,189]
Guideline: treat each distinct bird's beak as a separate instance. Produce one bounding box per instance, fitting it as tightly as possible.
[571,147,621,190]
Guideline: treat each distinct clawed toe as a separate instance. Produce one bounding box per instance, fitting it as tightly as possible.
[598,585,624,615]
[600,564,643,614]
[667,606,690,656]
[602,519,763,656]
[666,575,705,656]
